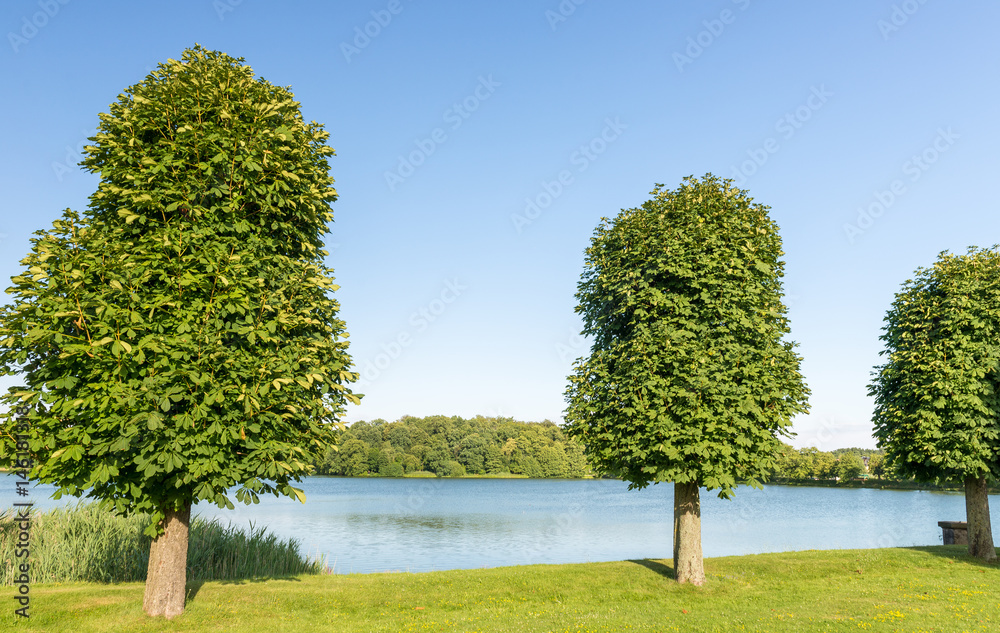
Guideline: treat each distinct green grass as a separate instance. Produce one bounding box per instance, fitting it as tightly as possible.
[2,546,997,632]
[0,503,323,585]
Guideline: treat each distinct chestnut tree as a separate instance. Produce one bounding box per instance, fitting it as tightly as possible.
[0,46,359,618]
[870,247,999,561]
[565,175,809,584]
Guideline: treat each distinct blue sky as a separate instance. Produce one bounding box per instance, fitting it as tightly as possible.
[2,1,998,449]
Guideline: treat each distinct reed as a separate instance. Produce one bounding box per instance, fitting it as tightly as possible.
[0,502,324,585]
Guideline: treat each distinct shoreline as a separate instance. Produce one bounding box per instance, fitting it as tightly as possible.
[3,468,996,494]
[766,477,1000,494]
[302,473,1000,494]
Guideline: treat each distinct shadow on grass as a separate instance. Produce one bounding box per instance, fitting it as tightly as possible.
[185,574,308,605]
[186,580,204,604]
[904,545,1000,569]
[215,575,306,584]
[627,558,675,579]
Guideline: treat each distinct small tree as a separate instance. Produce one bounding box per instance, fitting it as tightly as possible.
[565,175,809,584]
[0,46,359,617]
[868,453,885,479]
[870,247,1000,561]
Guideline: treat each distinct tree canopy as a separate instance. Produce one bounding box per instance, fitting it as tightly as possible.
[565,175,810,496]
[0,45,360,615]
[870,247,1000,483]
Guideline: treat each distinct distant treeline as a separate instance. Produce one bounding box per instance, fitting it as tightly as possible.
[770,444,885,481]
[769,444,999,491]
[312,415,591,478]
[309,419,993,489]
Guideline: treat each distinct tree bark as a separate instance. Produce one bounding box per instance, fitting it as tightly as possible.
[965,476,997,562]
[143,502,192,618]
[673,481,705,585]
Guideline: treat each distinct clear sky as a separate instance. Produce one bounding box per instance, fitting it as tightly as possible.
[2,1,998,450]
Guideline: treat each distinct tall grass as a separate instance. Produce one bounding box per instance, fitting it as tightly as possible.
[0,502,325,585]
[185,517,326,581]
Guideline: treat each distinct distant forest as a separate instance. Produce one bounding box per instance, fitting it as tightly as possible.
[311,415,895,482]
[771,444,885,481]
[312,415,591,478]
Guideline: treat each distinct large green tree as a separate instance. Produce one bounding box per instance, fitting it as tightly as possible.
[870,247,999,561]
[0,46,359,617]
[565,175,809,584]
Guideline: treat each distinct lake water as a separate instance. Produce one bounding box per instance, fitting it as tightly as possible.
[4,476,997,574]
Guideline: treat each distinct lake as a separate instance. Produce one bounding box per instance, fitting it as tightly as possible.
[3,476,997,574]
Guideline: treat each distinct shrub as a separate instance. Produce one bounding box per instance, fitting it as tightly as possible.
[0,502,324,584]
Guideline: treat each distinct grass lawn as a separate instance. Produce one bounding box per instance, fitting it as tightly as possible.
[3,546,997,632]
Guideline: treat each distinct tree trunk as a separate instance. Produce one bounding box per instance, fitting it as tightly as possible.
[965,476,997,562]
[673,481,705,585]
[143,502,192,618]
